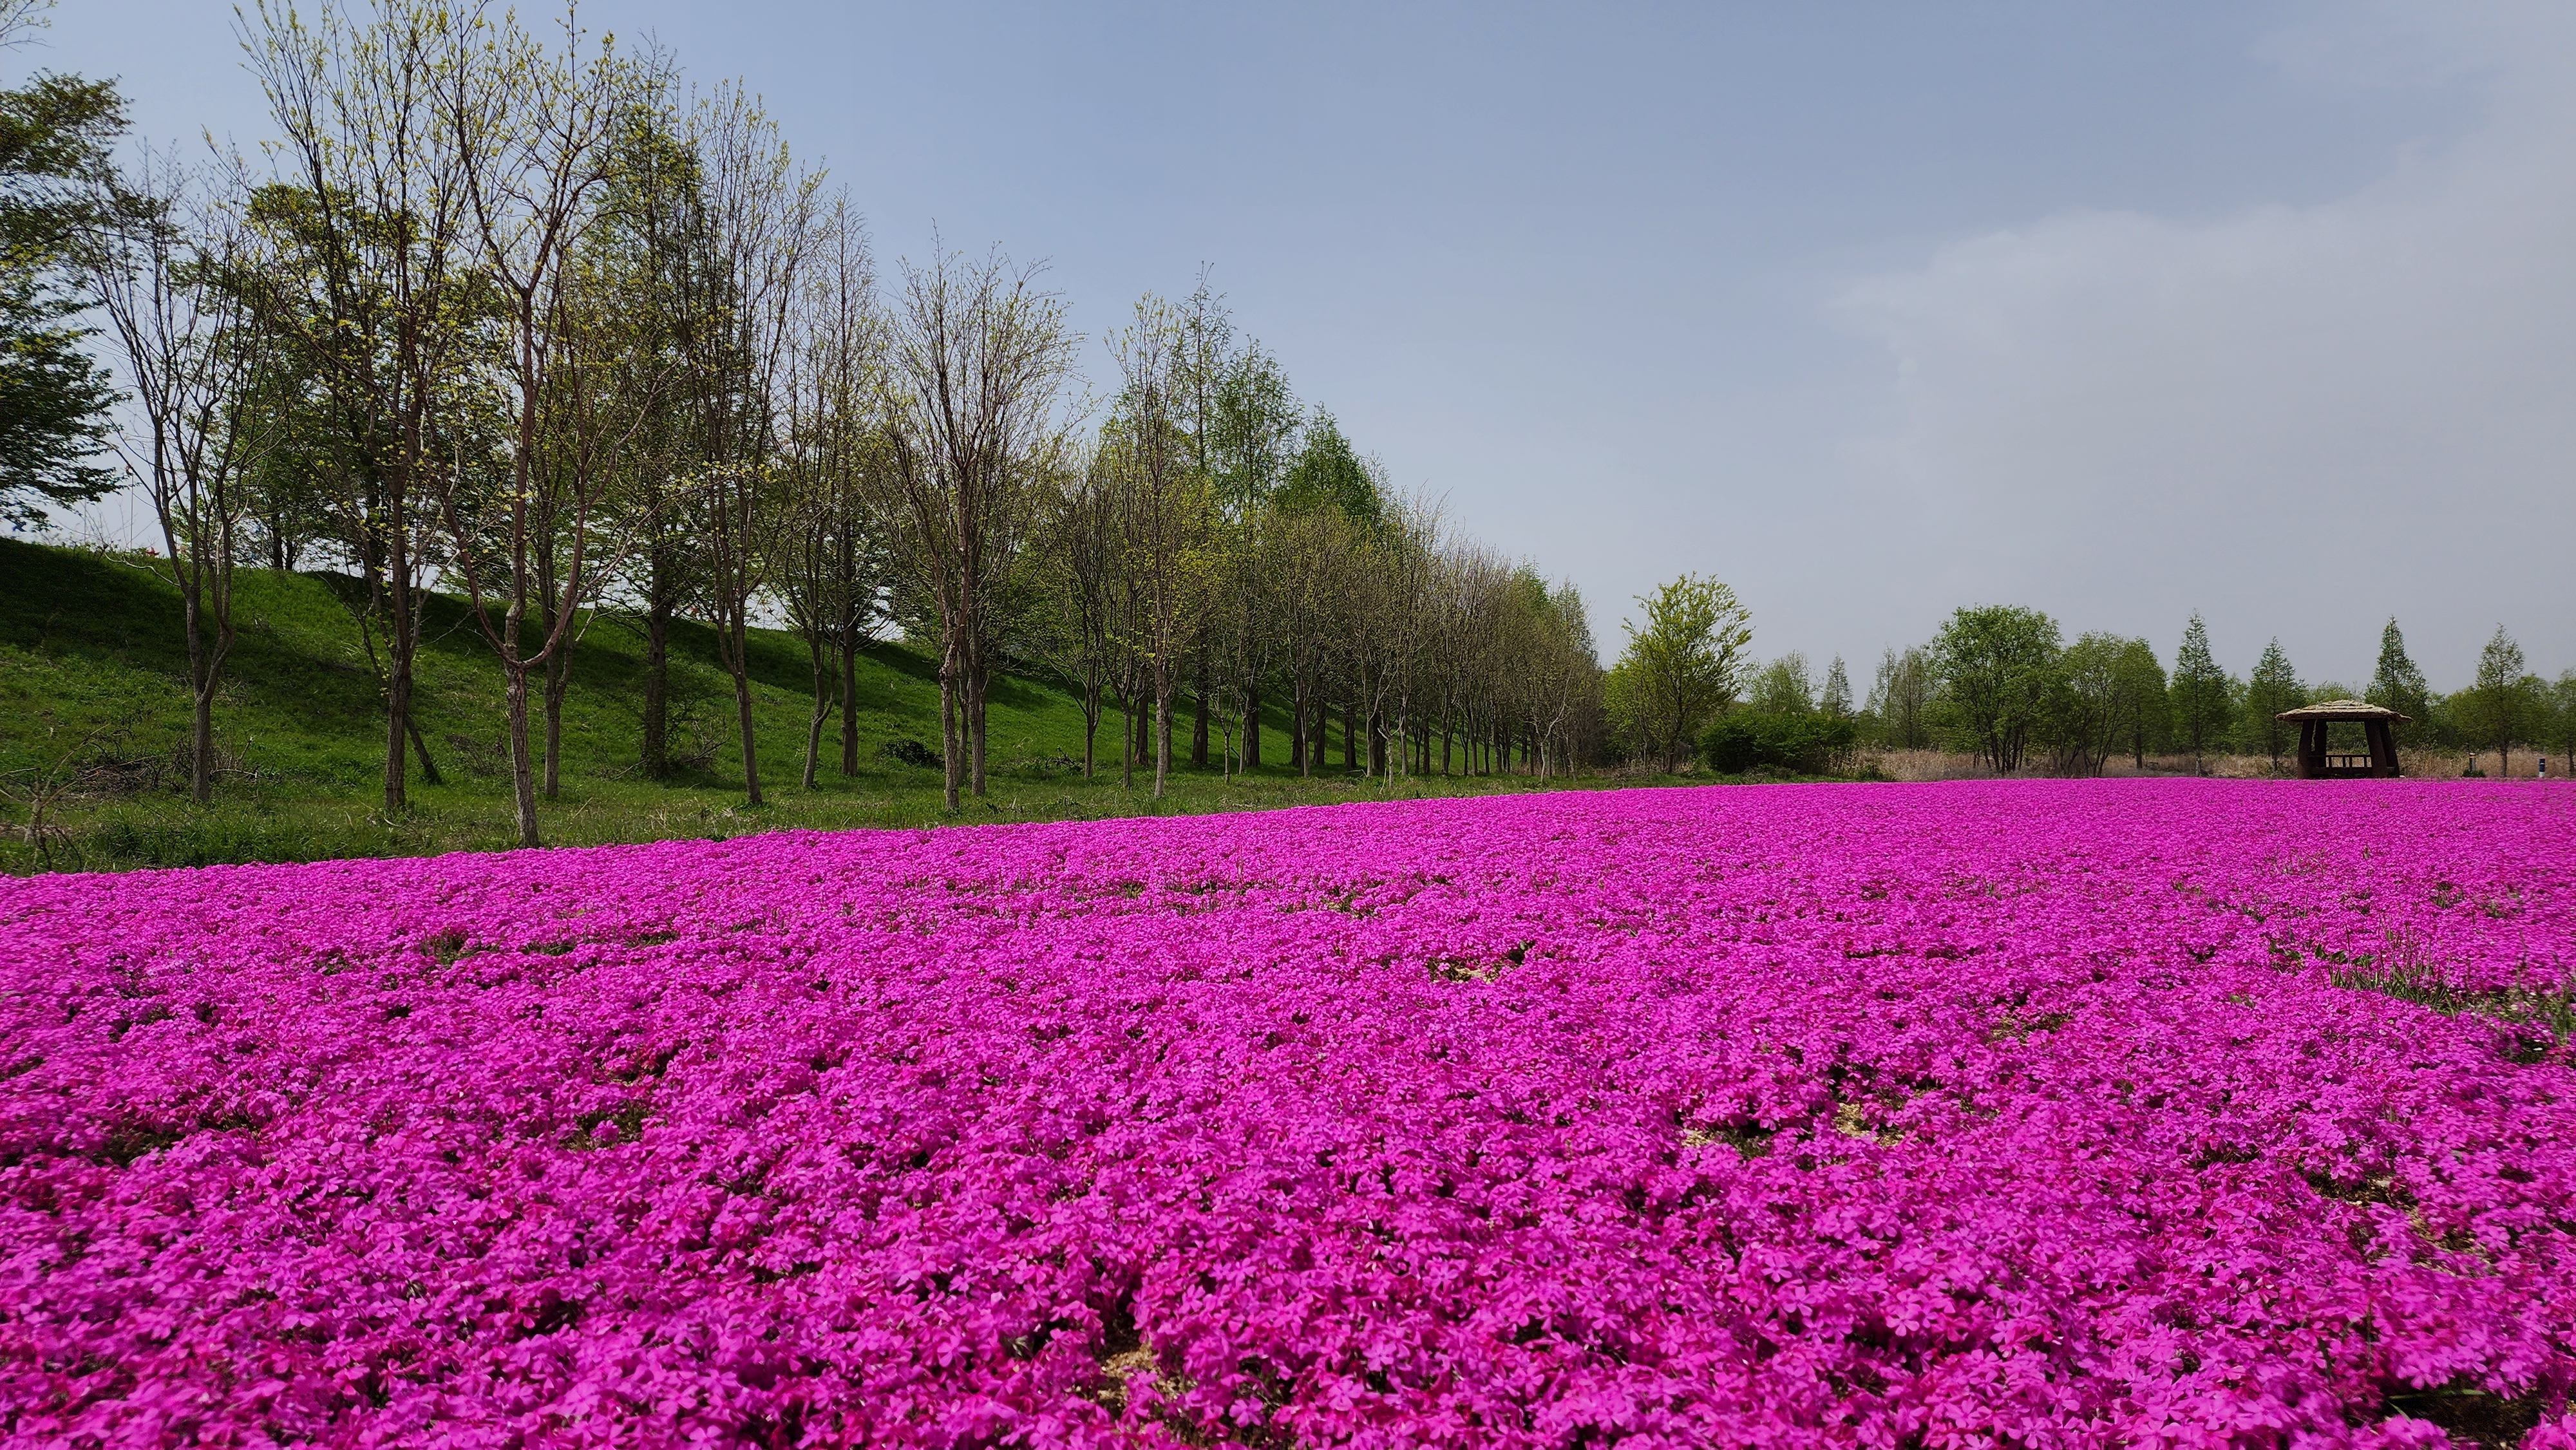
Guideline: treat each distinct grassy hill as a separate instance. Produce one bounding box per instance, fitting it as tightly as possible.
[0,538,1593,874]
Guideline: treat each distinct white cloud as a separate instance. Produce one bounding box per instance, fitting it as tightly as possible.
[1832,1,2576,685]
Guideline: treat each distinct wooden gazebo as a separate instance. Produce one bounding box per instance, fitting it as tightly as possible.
[2276,699,2407,778]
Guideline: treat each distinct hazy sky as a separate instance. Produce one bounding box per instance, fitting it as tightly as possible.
[31,1,2571,687]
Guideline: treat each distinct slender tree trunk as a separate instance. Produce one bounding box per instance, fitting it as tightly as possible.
[940,642,963,811]
[803,637,829,790]
[1082,688,1099,778]
[1191,651,1209,768]
[542,641,569,800]
[1119,690,1135,790]
[969,664,989,798]
[507,656,539,848]
[1289,681,1306,774]
[1154,661,1172,799]
[173,562,218,805]
[643,592,672,778]
[839,638,860,776]
[728,614,762,805]
[1245,684,1262,771]
[384,568,413,814]
[190,684,215,804]
[1343,698,1358,771]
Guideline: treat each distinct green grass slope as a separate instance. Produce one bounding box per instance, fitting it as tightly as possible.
[1,538,1589,872]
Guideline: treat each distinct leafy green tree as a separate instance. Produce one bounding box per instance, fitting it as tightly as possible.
[2461,625,2541,777]
[1608,572,1752,772]
[2169,614,2232,772]
[2111,637,2169,767]
[1278,406,1382,525]
[1868,645,1933,750]
[1,2,124,526]
[2050,632,2136,776]
[2242,637,2302,772]
[1819,655,1852,718]
[2368,618,2431,745]
[1747,652,1814,715]
[1929,604,2061,772]
[2549,670,2576,776]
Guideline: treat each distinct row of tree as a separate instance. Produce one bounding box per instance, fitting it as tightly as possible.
[1604,581,2575,778]
[9,1,1605,842]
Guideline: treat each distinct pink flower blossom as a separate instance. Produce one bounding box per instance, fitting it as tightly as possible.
[1,780,2570,1446]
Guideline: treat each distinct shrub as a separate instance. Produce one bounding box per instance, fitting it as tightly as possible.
[878,737,941,769]
[1700,712,1857,777]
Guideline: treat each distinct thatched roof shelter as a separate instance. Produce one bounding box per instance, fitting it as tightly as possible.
[2273,699,2406,778]
[2274,699,2409,725]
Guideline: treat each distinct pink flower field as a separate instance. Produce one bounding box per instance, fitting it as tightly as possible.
[5,780,2576,1449]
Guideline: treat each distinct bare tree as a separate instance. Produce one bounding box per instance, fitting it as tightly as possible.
[870,242,1077,811]
[1350,498,1441,783]
[243,0,478,813]
[431,5,646,846]
[776,194,884,789]
[1107,293,1213,798]
[1038,440,1121,777]
[667,86,819,807]
[86,147,274,804]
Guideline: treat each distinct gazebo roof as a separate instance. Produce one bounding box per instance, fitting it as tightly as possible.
[2275,698,2410,724]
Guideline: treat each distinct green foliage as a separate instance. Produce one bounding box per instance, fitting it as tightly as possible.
[1607,573,1752,772]
[2457,625,2544,769]
[1929,604,2061,773]
[1700,711,1856,777]
[2242,637,2302,770]
[1818,655,1852,718]
[1868,646,1934,750]
[2369,617,2431,744]
[1747,653,1814,716]
[0,538,1608,873]
[1277,407,1383,524]
[0,37,125,525]
[2168,614,2233,769]
[2048,632,2154,777]
[2552,671,2576,767]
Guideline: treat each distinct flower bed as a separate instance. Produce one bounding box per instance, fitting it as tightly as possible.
[4,780,2574,1447]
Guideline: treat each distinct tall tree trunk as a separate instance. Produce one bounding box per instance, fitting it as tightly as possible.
[1153,661,1172,799]
[1305,682,1324,776]
[642,592,672,779]
[173,563,216,806]
[1082,690,1099,778]
[542,640,569,800]
[728,614,762,805]
[839,638,860,775]
[1244,684,1262,771]
[1119,690,1135,790]
[1289,680,1306,774]
[940,645,963,811]
[507,657,539,848]
[1343,698,1358,771]
[384,569,414,814]
[189,686,215,804]
[1191,651,1209,768]
[803,637,829,790]
[968,662,989,798]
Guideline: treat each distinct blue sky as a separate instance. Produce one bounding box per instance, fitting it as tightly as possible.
[35,1,2571,686]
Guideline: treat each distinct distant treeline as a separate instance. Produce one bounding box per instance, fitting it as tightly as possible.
[1603,585,2573,777]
